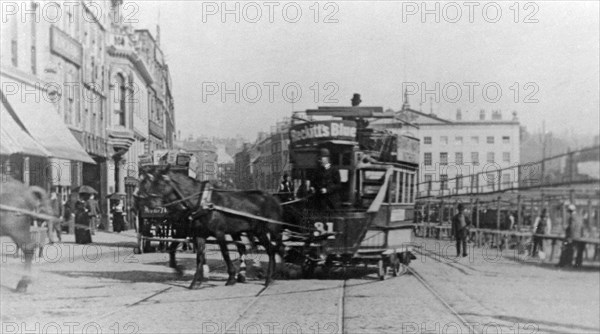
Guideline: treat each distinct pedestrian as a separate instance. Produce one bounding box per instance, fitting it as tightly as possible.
[87,194,101,235]
[48,191,63,243]
[278,173,295,202]
[452,203,471,257]
[532,208,551,258]
[558,204,583,268]
[74,193,92,244]
[312,148,341,210]
[111,199,125,233]
[63,193,77,234]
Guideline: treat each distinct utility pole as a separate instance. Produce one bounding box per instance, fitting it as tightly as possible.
[541,120,546,185]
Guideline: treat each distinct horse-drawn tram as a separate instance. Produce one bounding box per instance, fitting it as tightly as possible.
[135,150,196,254]
[284,103,420,279]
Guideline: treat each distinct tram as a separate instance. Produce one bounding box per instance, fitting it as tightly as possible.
[284,103,420,279]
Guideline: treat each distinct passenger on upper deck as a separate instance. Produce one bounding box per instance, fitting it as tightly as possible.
[313,148,341,210]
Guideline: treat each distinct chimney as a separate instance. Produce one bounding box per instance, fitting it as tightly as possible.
[479,109,486,120]
[456,108,462,121]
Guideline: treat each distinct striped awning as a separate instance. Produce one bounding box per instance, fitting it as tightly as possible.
[0,102,50,157]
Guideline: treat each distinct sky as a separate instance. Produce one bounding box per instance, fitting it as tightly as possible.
[134,1,600,141]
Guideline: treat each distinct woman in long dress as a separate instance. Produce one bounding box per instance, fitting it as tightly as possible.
[112,199,125,233]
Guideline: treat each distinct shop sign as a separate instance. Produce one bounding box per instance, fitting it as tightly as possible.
[50,26,82,67]
[290,120,357,145]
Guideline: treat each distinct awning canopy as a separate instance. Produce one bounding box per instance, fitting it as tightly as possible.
[1,103,50,157]
[1,90,95,164]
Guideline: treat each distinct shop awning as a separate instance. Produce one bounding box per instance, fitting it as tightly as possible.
[1,90,95,164]
[1,103,51,157]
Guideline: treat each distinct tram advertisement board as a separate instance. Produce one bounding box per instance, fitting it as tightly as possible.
[290,120,357,146]
[396,135,420,164]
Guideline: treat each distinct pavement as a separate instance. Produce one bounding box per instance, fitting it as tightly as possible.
[1,231,599,334]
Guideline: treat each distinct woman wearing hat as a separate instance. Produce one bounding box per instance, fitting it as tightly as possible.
[313,148,341,210]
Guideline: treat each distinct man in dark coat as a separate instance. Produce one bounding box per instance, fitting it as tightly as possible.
[313,148,341,210]
[558,204,583,267]
[452,203,471,257]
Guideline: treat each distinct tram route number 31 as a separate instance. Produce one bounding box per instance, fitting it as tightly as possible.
[313,222,335,239]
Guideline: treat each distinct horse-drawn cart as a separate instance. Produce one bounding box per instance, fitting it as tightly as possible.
[134,151,196,254]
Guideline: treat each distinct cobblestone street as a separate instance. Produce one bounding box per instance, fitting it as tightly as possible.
[2,232,598,333]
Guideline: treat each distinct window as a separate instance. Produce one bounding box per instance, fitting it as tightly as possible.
[440,152,448,165]
[455,136,463,145]
[487,152,495,163]
[471,136,479,144]
[455,152,463,165]
[487,172,496,188]
[424,136,432,145]
[30,4,37,74]
[502,173,511,186]
[503,152,510,162]
[456,176,463,190]
[424,152,432,166]
[502,136,510,144]
[440,136,448,145]
[471,152,479,165]
[116,74,127,126]
[487,136,495,144]
[440,175,448,190]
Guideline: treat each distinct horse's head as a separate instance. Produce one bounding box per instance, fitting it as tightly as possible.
[137,165,178,209]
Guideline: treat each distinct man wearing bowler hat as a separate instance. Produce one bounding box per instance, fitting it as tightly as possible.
[313,148,341,210]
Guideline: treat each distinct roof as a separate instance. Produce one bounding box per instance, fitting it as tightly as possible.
[0,89,95,164]
[0,103,50,157]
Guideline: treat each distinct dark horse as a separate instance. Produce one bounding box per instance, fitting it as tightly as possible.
[0,174,54,292]
[138,166,285,288]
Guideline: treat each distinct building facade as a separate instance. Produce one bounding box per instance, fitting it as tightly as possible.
[397,108,521,196]
[1,0,176,229]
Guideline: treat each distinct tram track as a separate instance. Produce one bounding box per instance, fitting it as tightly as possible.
[224,284,272,333]
[408,266,480,334]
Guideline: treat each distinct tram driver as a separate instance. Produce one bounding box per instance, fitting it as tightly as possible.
[312,148,342,210]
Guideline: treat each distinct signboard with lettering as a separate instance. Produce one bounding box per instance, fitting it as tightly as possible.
[290,120,357,146]
[138,154,154,166]
[50,26,82,67]
[396,135,420,164]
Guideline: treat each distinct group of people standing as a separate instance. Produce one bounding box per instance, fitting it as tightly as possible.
[47,190,128,243]
[450,201,591,267]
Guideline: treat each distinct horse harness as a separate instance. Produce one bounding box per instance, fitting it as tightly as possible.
[158,174,315,231]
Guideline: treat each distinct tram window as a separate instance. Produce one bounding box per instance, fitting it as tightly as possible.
[398,172,405,203]
[364,170,385,181]
[342,152,352,166]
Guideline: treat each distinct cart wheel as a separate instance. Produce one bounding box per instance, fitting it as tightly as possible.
[377,258,386,280]
[134,247,141,255]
